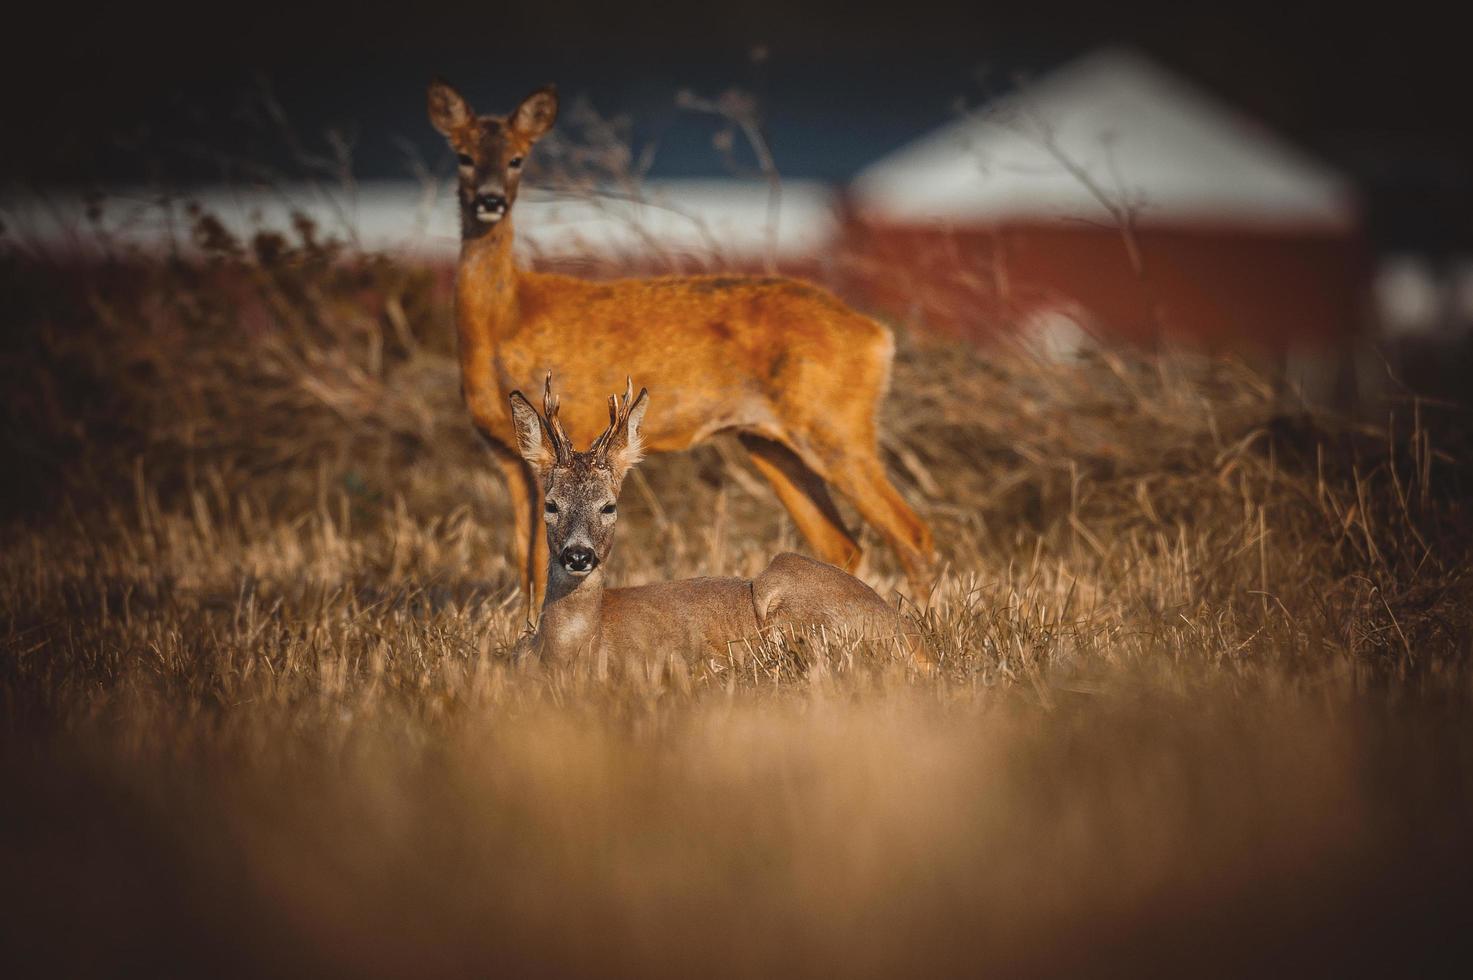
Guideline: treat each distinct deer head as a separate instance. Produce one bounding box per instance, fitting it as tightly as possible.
[508,376,649,579]
[428,78,558,238]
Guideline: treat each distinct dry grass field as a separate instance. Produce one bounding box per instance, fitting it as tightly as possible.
[3,214,1473,976]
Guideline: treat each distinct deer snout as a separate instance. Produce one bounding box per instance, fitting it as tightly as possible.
[473,191,508,222]
[559,546,598,575]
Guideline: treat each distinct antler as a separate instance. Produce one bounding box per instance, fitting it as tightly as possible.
[541,373,573,464]
[590,377,639,459]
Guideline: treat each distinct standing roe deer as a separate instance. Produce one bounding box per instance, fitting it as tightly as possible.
[428,78,935,616]
[509,377,924,665]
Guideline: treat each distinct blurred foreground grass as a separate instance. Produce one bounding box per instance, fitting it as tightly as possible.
[2,224,1472,975]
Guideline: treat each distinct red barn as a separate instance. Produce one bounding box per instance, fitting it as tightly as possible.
[846,49,1369,353]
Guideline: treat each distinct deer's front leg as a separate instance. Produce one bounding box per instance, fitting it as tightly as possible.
[466,371,548,621]
[476,430,542,624]
[526,480,549,622]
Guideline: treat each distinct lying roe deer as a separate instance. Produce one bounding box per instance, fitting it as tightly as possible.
[509,377,925,665]
[428,78,935,615]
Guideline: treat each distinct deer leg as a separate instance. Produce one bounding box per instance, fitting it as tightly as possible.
[518,462,550,624]
[529,483,549,621]
[738,433,863,573]
[825,454,937,599]
[481,434,545,624]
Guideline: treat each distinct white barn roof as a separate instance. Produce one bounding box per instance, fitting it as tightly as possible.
[851,48,1356,230]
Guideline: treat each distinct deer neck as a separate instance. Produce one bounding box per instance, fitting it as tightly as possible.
[535,565,606,660]
[455,216,519,340]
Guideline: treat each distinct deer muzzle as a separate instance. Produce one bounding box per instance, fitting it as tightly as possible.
[559,546,598,575]
[473,191,508,223]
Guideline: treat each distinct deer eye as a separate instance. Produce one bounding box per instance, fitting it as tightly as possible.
[508,156,524,170]
[601,503,617,515]
[544,500,559,515]
[456,153,474,168]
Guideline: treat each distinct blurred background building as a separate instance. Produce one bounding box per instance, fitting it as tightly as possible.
[846,49,1366,353]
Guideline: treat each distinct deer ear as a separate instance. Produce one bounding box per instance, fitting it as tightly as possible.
[606,387,649,480]
[428,77,474,137]
[510,85,558,141]
[509,390,556,473]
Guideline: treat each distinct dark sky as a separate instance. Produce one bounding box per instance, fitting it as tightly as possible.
[4,0,1469,246]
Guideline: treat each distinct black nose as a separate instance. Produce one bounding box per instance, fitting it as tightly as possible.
[560,547,597,573]
[474,192,507,213]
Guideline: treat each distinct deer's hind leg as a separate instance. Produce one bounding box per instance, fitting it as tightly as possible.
[826,452,935,596]
[738,433,863,574]
[764,422,935,599]
[773,330,936,596]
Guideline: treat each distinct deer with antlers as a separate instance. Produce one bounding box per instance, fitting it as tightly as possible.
[509,377,924,665]
[428,79,935,616]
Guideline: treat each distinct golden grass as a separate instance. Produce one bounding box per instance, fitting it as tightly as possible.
[2,226,1472,975]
